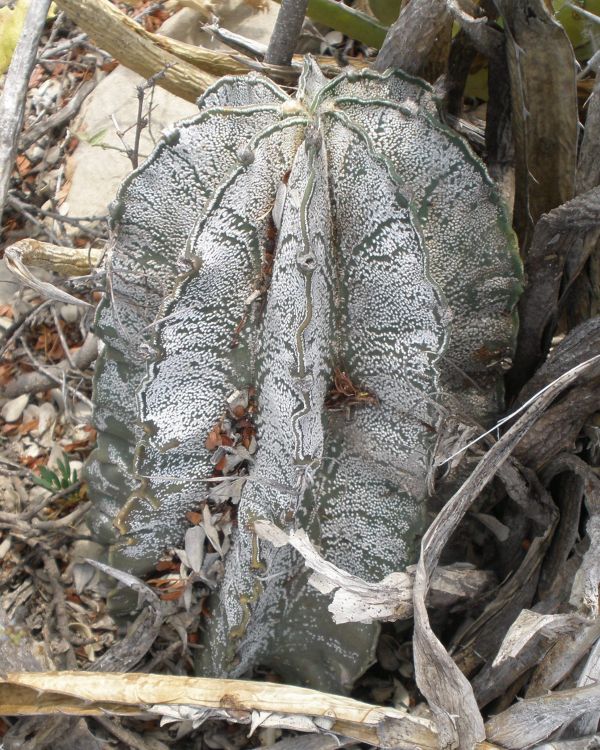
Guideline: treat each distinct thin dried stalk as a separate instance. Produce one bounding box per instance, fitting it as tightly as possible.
[0,671,440,749]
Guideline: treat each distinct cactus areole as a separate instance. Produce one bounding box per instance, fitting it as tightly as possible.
[86,58,522,693]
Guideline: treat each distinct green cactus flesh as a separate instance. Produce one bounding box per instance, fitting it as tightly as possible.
[86,59,522,692]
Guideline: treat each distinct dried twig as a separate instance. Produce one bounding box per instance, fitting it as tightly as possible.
[7,194,108,240]
[3,333,98,399]
[0,0,52,224]
[0,299,53,358]
[20,78,96,151]
[42,553,78,670]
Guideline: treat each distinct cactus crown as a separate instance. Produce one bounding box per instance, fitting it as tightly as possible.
[86,58,522,692]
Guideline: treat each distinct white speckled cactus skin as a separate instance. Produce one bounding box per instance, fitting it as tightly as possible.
[85,59,522,692]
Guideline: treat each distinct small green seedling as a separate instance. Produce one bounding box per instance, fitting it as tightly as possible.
[33,454,78,492]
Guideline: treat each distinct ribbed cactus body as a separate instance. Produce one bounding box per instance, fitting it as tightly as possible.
[86,59,521,691]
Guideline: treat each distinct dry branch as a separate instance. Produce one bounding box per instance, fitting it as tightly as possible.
[53,0,354,102]
[2,333,98,399]
[0,0,52,224]
[265,0,310,66]
[20,78,96,151]
[0,671,441,749]
[374,0,451,77]
[54,0,217,101]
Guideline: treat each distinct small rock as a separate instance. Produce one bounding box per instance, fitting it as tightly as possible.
[22,404,39,423]
[31,78,61,114]
[59,304,79,323]
[44,144,62,167]
[32,402,58,444]
[25,144,45,164]
[72,401,91,422]
[1,394,29,422]
[23,442,42,459]
[50,388,65,412]
[0,315,12,330]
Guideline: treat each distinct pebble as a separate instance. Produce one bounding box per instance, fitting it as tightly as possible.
[1,394,29,423]
[44,144,62,168]
[27,402,57,444]
[59,304,79,323]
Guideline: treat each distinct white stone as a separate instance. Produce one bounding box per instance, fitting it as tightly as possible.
[1,394,29,422]
[59,304,79,323]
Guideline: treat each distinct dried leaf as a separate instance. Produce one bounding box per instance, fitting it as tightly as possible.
[412,356,600,749]
[184,525,206,573]
[4,244,92,308]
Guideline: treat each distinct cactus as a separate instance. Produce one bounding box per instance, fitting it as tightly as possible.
[86,58,522,692]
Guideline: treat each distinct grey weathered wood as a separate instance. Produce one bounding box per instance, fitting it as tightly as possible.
[0,0,52,225]
[486,683,600,748]
[498,0,578,253]
[264,0,309,66]
[508,187,600,396]
[412,356,599,749]
[373,0,451,76]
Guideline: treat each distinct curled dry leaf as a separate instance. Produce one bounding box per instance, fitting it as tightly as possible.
[253,520,494,623]
[4,242,93,308]
[4,238,103,277]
